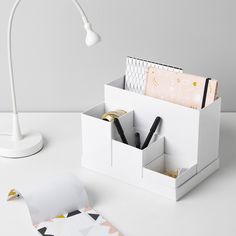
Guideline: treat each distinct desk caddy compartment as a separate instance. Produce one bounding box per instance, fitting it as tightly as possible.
[81,77,221,200]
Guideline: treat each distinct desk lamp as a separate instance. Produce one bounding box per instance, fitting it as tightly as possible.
[0,0,101,158]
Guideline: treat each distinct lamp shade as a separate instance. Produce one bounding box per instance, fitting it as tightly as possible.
[84,23,101,47]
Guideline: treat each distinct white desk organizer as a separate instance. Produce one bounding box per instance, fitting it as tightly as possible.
[81,77,221,200]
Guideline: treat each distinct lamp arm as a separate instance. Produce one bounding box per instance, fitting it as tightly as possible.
[7,0,92,141]
[8,0,23,141]
[71,0,89,24]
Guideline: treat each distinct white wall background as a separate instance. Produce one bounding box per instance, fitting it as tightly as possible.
[0,0,235,112]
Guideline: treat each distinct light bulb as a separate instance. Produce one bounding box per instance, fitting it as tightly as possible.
[84,23,101,47]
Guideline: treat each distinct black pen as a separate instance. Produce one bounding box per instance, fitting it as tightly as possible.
[114,118,128,144]
[142,117,161,150]
[135,132,141,149]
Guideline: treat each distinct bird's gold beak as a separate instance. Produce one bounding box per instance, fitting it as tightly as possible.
[7,189,20,201]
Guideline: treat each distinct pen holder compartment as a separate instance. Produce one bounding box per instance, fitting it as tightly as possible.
[112,118,165,182]
[81,102,133,171]
[142,155,197,189]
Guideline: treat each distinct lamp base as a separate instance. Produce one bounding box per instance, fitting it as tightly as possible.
[0,131,43,158]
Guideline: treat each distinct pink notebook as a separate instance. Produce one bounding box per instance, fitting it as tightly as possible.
[145,67,218,109]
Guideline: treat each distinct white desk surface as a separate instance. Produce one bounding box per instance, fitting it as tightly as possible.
[0,112,235,236]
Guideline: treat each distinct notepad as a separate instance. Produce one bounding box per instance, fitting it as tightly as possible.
[7,174,122,236]
[35,208,120,236]
[145,67,218,109]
